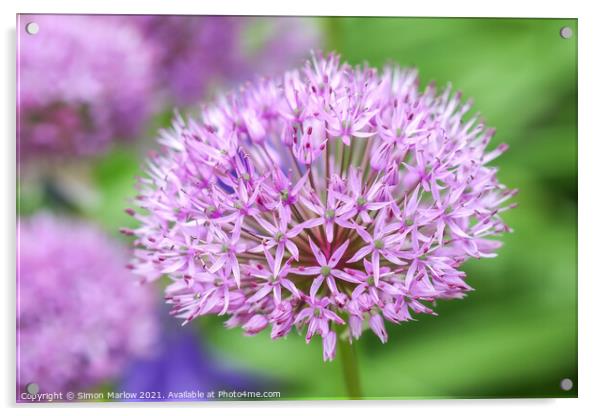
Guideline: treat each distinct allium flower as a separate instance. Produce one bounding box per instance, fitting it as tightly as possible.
[17,15,155,157]
[17,214,158,395]
[128,53,515,362]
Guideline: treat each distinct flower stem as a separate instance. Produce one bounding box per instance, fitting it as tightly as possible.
[336,326,362,399]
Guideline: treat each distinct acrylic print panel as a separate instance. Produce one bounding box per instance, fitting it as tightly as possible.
[16,14,577,402]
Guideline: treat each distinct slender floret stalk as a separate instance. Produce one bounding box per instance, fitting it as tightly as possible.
[128,52,516,364]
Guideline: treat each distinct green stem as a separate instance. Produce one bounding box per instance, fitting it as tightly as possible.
[336,326,362,399]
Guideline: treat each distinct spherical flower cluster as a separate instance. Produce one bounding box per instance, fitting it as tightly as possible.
[18,214,158,393]
[128,53,515,361]
[18,15,155,158]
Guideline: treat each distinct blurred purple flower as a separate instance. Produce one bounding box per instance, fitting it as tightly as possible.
[127,52,515,361]
[130,15,244,107]
[17,214,158,396]
[128,16,321,106]
[119,322,262,401]
[18,15,155,158]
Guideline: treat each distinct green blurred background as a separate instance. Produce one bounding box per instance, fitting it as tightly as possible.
[20,17,578,399]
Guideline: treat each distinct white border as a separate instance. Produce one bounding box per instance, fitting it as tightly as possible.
[2,0,600,415]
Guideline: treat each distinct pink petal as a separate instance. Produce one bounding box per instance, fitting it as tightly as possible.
[322,331,337,361]
[309,275,325,299]
[347,244,372,264]
[308,238,327,265]
[247,284,273,304]
[285,240,299,260]
[329,239,350,266]
[292,266,321,275]
[369,314,388,343]
[371,251,380,286]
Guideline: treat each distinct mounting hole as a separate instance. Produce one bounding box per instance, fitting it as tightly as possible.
[560,26,573,39]
[560,378,573,391]
[25,22,39,35]
[26,382,39,395]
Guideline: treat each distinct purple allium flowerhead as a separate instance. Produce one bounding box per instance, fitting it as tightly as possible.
[127,52,516,361]
[17,214,158,394]
[18,15,155,158]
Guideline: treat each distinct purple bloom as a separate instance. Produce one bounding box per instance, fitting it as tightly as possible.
[128,16,321,106]
[347,210,407,285]
[17,214,158,395]
[18,15,155,157]
[128,16,244,106]
[335,166,391,223]
[293,239,352,300]
[300,186,356,243]
[294,296,345,346]
[245,247,300,306]
[129,52,515,361]
[249,206,309,269]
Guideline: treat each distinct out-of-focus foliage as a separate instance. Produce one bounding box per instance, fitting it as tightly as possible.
[18,17,577,399]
